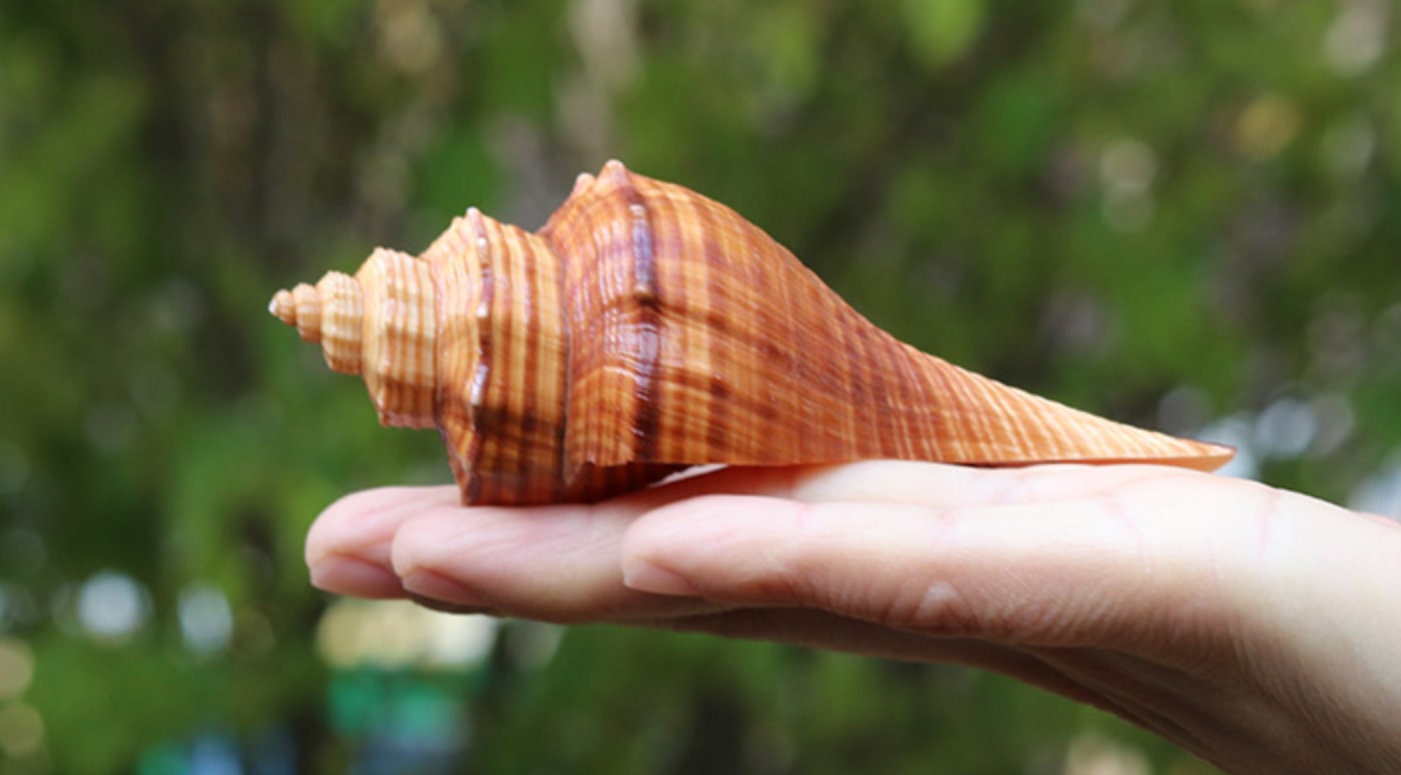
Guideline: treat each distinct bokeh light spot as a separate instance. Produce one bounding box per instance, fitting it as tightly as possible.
[316,599,499,671]
[1324,1,1388,76]
[76,571,150,642]
[0,702,44,757]
[1235,94,1301,160]
[0,638,34,701]
[178,584,234,656]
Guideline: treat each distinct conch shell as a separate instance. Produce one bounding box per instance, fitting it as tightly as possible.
[271,160,1232,505]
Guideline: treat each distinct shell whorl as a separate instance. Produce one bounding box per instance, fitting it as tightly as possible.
[271,250,438,429]
[271,160,1234,506]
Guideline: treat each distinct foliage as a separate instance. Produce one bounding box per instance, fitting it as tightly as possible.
[2,0,1399,772]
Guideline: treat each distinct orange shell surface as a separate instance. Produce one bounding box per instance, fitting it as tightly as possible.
[270,160,1234,505]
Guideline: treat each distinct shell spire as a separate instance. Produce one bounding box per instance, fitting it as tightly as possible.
[271,160,1233,506]
[272,251,438,429]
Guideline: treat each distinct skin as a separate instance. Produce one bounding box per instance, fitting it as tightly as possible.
[305,462,1401,774]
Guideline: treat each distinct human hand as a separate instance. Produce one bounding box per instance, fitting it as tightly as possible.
[306,462,1401,774]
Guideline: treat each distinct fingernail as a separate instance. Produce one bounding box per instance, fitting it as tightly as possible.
[309,554,404,598]
[623,560,699,596]
[400,569,489,607]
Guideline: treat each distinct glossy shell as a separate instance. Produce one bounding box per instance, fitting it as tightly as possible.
[270,160,1233,505]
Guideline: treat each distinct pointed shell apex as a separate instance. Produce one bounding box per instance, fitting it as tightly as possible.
[600,159,629,181]
[269,288,295,324]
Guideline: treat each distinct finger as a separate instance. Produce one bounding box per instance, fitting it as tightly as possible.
[299,468,827,613]
[306,486,459,598]
[621,471,1258,656]
[389,496,732,623]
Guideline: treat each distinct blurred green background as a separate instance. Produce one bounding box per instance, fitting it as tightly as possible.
[3,0,1400,772]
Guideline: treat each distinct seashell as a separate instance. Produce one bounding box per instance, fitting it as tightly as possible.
[270,160,1233,505]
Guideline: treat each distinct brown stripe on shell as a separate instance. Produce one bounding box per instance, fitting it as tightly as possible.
[518,214,570,504]
[464,208,494,502]
[829,259,865,462]
[546,171,607,467]
[695,189,731,461]
[515,221,543,498]
[500,219,566,504]
[905,343,946,459]
[628,175,685,460]
[420,215,471,493]
[634,174,721,464]
[488,218,526,502]
[615,166,664,462]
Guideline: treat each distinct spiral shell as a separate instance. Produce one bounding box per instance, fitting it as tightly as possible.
[270,160,1233,505]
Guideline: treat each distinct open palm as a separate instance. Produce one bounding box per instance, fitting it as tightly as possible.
[306,462,1401,774]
